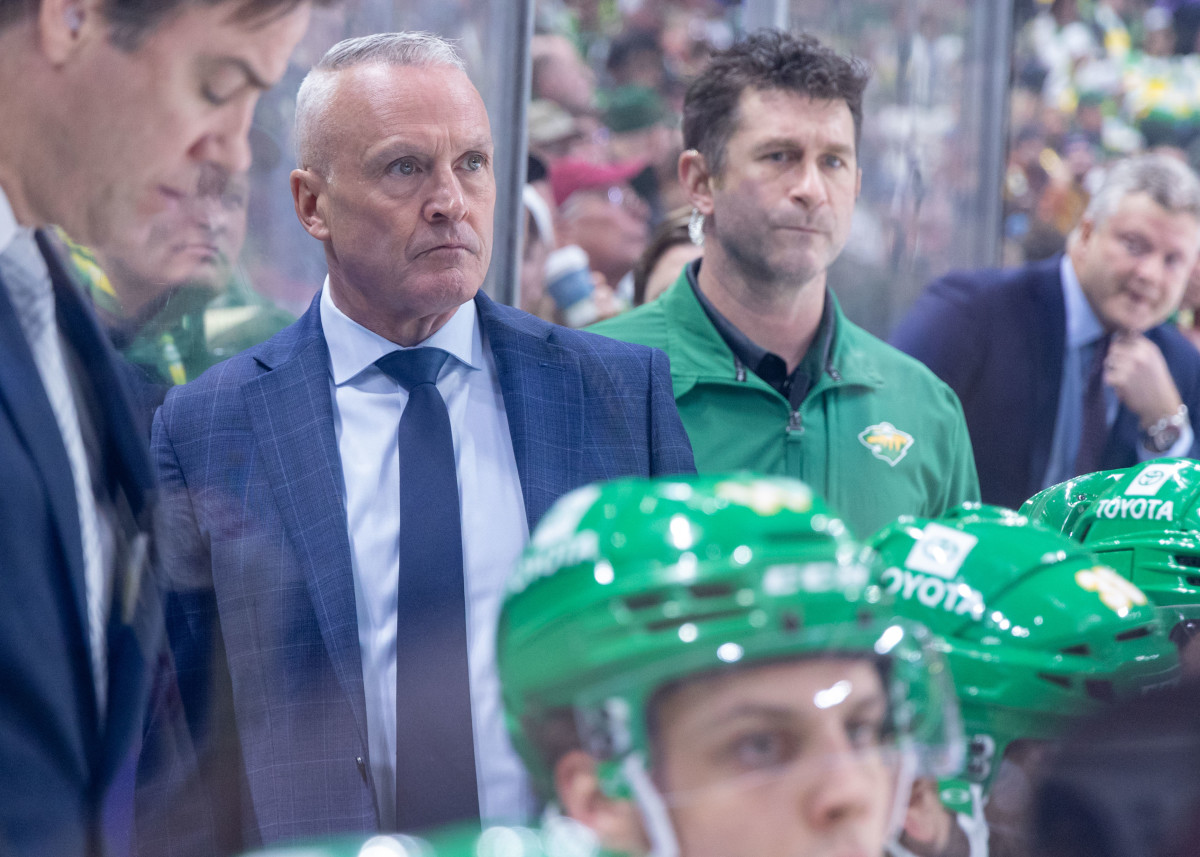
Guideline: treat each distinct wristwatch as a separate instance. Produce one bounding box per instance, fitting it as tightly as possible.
[1143,404,1189,454]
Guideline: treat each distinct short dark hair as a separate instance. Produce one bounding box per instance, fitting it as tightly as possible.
[682,29,870,176]
[0,0,335,50]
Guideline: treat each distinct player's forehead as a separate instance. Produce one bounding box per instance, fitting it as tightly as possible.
[651,657,885,735]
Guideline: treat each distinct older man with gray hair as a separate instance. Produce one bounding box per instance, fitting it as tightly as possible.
[137,30,692,856]
[893,153,1200,508]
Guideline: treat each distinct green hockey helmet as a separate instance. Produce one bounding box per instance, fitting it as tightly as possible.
[497,473,963,804]
[868,505,1180,796]
[1022,459,1200,636]
[234,820,621,857]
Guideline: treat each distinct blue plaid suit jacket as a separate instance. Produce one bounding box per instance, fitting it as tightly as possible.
[135,291,694,856]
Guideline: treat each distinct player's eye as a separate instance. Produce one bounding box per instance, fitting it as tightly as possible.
[727,729,794,771]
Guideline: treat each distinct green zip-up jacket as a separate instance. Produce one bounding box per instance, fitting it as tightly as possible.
[590,272,980,537]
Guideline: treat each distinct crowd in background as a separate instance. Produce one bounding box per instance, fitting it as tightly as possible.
[1007,0,1200,260]
[11,1,1200,855]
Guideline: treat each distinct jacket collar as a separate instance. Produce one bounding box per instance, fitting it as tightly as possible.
[658,268,886,398]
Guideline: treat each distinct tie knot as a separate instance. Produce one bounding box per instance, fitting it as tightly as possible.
[376,347,450,391]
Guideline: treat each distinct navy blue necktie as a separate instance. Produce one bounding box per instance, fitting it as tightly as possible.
[375,348,479,830]
[1074,334,1112,477]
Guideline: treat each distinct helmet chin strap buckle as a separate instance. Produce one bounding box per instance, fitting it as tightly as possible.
[623,753,680,857]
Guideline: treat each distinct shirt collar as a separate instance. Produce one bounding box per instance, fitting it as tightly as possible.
[0,183,50,293]
[0,184,18,257]
[1061,254,1106,349]
[686,258,836,380]
[0,181,40,267]
[320,278,483,386]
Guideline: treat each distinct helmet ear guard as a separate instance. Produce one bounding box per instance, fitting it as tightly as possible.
[577,698,636,801]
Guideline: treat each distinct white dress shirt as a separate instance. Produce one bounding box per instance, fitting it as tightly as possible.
[0,187,113,715]
[320,282,533,828]
[1043,255,1193,488]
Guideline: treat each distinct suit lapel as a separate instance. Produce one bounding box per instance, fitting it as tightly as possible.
[241,300,369,745]
[476,293,585,530]
[37,231,161,771]
[0,257,94,699]
[1026,257,1068,496]
[41,231,154,520]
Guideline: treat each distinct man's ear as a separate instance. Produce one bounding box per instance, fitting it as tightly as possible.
[38,0,95,65]
[679,149,715,217]
[1075,215,1095,247]
[555,750,652,856]
[291,168,330,242]
[901,777,953,852]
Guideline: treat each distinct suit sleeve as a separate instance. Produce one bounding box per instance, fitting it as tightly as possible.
[134,405,247,857]
[645,345,696,476]
[889,273,986,405]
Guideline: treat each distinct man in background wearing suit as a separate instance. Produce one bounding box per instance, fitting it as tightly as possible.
[892,153,1200,510]
[0,0,319,854]
[137,32,695,856]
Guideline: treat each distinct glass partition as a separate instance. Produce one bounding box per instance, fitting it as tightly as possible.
[741,0,1013,336]
[243,1,532,316]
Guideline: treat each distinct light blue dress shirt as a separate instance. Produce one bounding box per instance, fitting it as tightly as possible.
[320,283,533,828]
[1042,256,1193,489]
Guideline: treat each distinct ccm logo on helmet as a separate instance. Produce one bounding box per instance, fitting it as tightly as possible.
[1094,498,1175,521]
[880,567,985,620]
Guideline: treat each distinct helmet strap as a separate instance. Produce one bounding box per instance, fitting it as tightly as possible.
[623,753,680,857]
[955,783,990,857]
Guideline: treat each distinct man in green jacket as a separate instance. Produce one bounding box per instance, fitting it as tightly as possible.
[591,30,978,536]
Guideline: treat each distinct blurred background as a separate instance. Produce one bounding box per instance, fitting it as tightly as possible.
[222,0,1197,342]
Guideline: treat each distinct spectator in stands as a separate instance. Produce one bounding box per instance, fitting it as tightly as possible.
[630,208,701,306]
[551,156,650,303]
[605,27,667,90]
[604,84,688,219]
[531,33,597,117]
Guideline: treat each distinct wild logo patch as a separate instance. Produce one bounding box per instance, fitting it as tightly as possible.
[858,421,914,466]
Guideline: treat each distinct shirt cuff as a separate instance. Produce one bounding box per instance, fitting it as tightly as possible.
[1138,419,1195,461]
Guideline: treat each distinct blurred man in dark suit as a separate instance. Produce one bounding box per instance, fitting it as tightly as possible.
[0,0,323,853]
[893,154,1200,509]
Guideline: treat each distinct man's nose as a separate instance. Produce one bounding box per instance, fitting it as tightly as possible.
[797,738,884,832]
[1134,251,1168,286]
[189,100,256,176]
[424,164,469,222]
[789,160,828,209]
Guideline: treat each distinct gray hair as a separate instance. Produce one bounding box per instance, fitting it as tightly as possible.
[1078,153,1200,231]
[294,32,466,174]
